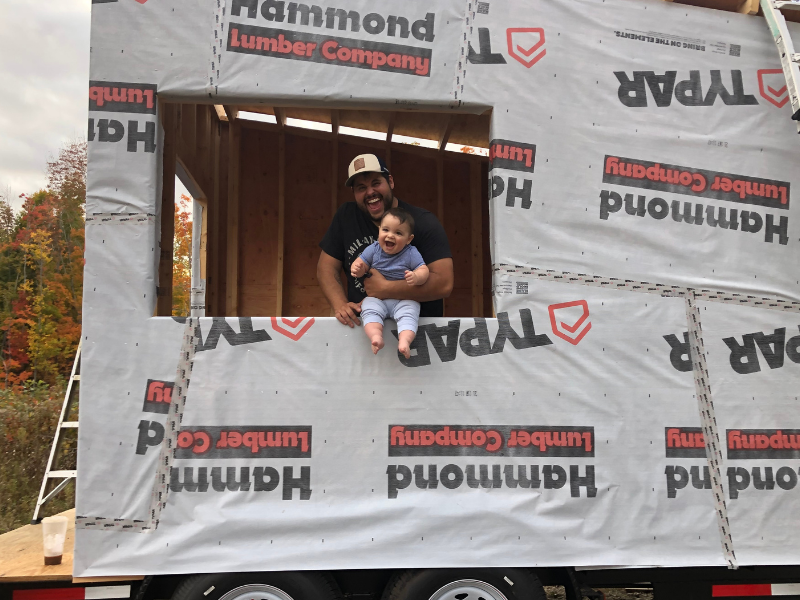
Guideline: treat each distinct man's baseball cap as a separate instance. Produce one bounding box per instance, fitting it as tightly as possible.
[345,153,391,187]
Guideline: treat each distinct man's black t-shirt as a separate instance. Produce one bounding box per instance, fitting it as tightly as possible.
[319,199,452,317]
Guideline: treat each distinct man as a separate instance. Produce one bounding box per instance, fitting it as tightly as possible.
[318,153,454,327]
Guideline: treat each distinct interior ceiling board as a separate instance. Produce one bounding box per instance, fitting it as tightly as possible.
[448,112,491,148]
[338,110,395,134]
[392,111,451,141]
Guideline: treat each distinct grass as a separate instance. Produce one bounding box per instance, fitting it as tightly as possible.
[0,382,75,534]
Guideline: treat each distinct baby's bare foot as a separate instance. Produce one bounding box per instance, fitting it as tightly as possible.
[398,341,411,359]
[371,335,384,354]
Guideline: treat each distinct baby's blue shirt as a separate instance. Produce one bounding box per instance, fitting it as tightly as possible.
[359,242,425,281]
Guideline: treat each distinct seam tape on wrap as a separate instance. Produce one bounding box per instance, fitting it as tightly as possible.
[495,264,800,313]
[76,317,198,533]
[494,263,769,569]
[451,0,474,106]
[207,0,226,95]
[85,213,156,225]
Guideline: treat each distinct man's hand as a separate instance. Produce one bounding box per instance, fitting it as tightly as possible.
[363,269,390,298]
[350,257,368,278]
[334,301,362,328]
[365,259,448,301]
[318,251,364,327]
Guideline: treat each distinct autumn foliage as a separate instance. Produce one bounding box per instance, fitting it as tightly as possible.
[173,194,193,316]
[0,141,192,533]
[0,142,86,387]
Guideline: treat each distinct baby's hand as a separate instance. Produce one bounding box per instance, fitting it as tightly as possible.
[406,265,429,286]
[351,258,368,278]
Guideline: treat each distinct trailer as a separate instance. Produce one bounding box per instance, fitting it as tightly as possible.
[5,0,800,597]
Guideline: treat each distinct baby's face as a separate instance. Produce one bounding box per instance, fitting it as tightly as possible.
[378,215,413,255]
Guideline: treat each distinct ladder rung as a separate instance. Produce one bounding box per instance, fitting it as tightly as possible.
[31,343,81,525]
[47,470,77,478]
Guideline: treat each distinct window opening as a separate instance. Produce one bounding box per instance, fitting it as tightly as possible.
[158,103,491,320]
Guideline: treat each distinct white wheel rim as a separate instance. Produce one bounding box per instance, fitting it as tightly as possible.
[218,584,295,600]
[428,579,509,600]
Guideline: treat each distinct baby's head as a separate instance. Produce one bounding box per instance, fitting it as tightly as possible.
[378,208,415,255]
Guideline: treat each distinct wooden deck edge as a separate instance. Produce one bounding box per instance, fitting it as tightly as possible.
[72,575,146,583]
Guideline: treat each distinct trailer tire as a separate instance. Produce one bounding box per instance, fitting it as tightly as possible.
[171,572,341,600]
[382,568,547,600]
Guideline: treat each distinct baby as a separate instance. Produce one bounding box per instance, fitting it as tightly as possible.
[350,208,430,358]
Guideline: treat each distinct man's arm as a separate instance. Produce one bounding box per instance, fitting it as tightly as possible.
[364,257,453,302]
[317,251,361,327]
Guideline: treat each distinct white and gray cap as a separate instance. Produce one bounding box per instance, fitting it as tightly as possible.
[345,153,391,187]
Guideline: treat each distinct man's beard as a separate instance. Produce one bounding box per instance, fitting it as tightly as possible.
[361,189,394,223]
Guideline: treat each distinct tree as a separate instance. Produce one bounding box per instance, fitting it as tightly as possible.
[46,140,87,204]
[172,194,192,316]
[0,141,86,386]
[0,188,15,244]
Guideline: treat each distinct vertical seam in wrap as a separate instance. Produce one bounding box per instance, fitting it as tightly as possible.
[207,0,227,95]
[75,318,199,533]
[493,263,745,567]
[685,294,737,569]
[452,0,474,106]
[148,317,199,530]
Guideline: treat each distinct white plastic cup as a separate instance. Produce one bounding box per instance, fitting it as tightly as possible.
[41,515,69,565]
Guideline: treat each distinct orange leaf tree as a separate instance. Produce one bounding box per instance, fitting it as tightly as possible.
[0,141,85,387]
[172,194,193,316]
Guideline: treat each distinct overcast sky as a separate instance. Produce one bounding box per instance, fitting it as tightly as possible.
[0,0,194,213]
[0,0,91,210]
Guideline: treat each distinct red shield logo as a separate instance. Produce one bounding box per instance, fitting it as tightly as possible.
[506,28,546,68]
[134,0,149,3]
[757,69,788,108]
[271,317,315,341]
[548,300,591,345]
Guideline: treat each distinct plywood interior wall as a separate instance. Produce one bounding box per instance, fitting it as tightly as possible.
[234,125,491,317]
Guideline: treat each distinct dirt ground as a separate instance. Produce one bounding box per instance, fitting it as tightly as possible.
[545,586,654,600]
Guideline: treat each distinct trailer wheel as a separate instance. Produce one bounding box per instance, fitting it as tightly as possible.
[171,572,341,600]
[382,569,546,600]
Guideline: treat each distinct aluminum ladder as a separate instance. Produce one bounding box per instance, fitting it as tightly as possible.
[31,342,80,524]
[761,0,800,132]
